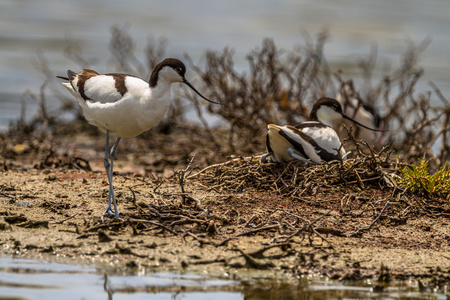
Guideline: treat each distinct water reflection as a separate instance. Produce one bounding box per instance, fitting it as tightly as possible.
[0,257,447,300]
[0,257,241,300]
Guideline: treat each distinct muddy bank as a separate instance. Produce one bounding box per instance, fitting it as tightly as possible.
[1,146,449,291]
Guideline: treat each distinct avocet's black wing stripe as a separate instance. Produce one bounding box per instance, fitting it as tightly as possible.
[277,127,309,159]
[265,133,273,154]
[282,125,341,162]
[293,121,329,130]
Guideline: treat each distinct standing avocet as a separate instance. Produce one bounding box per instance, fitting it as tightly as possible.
[261,97,382,164]
[58,58,220,217]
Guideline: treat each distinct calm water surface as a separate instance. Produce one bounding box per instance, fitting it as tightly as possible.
[0,0,450,130]
[0,257,447,299]
[0,257,241,300]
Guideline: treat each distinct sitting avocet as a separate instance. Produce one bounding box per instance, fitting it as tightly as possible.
[261,97,383,164]
[336,80,383,147]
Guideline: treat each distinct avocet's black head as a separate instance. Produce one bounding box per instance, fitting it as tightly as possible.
[150,58,220,105]
[310,97,383,131]
[309,98,343,124]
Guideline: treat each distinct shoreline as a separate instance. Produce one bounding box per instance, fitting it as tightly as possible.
[1,158,449,288]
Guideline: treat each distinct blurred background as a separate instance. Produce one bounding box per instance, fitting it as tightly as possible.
[1,0,449,131]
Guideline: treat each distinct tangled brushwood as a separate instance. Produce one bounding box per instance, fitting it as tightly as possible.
[188,148,393,198]
[183,141,449,220]
[189,33,450,166]
[187,127,394,194]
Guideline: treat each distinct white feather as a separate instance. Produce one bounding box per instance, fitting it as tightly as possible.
[266,122,346,164]
[63,72,173,138]
[83,76,122,103]
[280,126,324,163]
[84,78,170,138]
[267,124,295,162]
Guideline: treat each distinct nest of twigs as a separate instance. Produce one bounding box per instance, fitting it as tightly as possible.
[187,139,395,198]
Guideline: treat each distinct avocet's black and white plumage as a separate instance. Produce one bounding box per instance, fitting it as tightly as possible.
[261,97,382,164]
[336,80,383,146]
[57,58,219,217]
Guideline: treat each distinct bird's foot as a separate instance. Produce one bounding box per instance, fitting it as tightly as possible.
[102,207,119,218]
[260,153,273,163]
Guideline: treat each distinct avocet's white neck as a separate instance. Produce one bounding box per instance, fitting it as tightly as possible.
[316,105,342,127]
[146,66,183,105]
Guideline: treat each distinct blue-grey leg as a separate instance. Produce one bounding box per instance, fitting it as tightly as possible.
[109,137,121,216]
[103,130,121,217]
[287,147,318,165]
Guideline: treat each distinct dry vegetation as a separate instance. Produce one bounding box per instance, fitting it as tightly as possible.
[2,28,449,169]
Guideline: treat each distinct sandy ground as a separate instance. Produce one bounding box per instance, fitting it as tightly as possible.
[0,131,449,291]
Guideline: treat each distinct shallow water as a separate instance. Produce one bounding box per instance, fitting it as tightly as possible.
[1,0,450,130]
[0,257,447,299]
[0,257,241,300]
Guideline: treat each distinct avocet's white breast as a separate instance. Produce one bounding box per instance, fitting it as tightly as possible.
[79,75,170,138]
[124,76,151,97]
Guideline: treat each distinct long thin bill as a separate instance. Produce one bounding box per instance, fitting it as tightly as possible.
[342,114,385,132]
[183,78,221,105]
